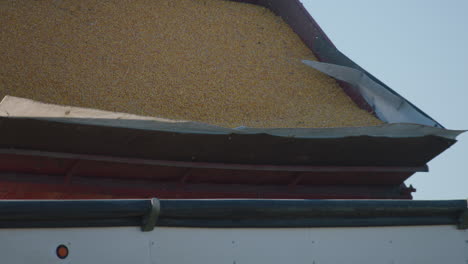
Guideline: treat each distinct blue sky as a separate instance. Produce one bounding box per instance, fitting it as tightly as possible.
[301,0,468,200]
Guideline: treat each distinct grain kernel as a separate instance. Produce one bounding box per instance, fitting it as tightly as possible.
[0,0,382,128]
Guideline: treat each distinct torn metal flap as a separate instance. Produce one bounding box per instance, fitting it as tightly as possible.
[302,60,443,128]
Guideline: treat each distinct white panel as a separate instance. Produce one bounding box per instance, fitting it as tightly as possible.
[0,227,151,264]
[0,225,467,264]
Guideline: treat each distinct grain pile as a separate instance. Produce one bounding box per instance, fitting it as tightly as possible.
[0,0,382,128]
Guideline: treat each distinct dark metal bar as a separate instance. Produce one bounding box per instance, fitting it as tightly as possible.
[0,199,465,229]
[159,200,468,219]
[0,199,150,220]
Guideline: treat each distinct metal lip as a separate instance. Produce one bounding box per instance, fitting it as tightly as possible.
[0,199,466,229]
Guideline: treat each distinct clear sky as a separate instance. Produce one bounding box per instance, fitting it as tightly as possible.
[301,0,468,200]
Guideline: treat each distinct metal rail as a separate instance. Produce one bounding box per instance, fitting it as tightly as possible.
[0,199,466,230]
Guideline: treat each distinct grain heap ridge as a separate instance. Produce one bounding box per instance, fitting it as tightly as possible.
[0,0,382,128]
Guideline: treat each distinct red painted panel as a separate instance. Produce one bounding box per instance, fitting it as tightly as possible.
[72,160,186,181]
[187,169,294,185]
[0,176,412,200]
[0,151,417,200]
[0,154,71,175]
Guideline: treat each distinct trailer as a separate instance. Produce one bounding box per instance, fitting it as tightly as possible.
[0,1,466,263]
[0,0,463,200]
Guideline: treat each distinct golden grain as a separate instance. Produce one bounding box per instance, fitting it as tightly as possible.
[0,0,382,128]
